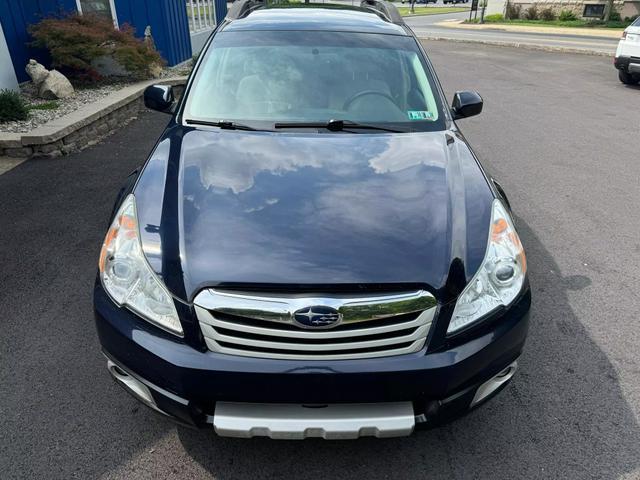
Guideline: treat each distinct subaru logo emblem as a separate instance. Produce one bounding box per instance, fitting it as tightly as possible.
[293,306,342,329]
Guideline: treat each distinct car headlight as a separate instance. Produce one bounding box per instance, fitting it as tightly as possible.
[98,194,183,336]
[448,199,527,334]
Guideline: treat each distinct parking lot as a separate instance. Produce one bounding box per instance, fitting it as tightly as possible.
[1,41,639,479]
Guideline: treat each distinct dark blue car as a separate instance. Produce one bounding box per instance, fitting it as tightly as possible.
[94,0,530,439]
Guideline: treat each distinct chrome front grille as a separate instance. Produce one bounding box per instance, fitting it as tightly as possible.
[194,289,437,360]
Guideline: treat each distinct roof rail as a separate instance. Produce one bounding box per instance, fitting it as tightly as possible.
[360,0,404,25]
[226,0,265,20]
[226,0,404,24]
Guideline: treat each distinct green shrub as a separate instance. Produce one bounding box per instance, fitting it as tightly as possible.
[539,8,555,21]
[524,5,538,20]
[608,10,621,22]
[29,14,165,84]
[0,89,29,123]
[484,13,504,22]
[558,10,577,21]
[505,2,521,19]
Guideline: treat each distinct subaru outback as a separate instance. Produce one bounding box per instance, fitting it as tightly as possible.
[94,0,531,439]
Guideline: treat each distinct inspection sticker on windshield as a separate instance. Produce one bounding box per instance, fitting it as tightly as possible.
[408,111,433,121]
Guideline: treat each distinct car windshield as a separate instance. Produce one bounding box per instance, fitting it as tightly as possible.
[184,30,446,132]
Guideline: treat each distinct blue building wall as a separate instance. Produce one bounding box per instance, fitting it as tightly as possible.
[214,0,227,24]
[114,0,193,66]
[0,0,77,82]
[0,0,201,83]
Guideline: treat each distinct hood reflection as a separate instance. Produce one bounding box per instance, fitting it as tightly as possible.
[176,129,453,292]
[182,130,447,194]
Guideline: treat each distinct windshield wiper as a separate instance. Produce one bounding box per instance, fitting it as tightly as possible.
[274,119,404,133]
[184,119,266,131]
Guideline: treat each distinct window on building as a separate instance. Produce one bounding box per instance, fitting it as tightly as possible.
[77,0,117,24]
[583,4,605,18]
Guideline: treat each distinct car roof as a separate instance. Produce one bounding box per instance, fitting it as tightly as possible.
[222,7,409,36]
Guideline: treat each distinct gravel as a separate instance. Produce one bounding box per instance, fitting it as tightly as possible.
[0,65,192,135]
[0,81,131,134]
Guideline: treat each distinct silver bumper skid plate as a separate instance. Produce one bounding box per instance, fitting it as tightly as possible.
[211,402,415,439]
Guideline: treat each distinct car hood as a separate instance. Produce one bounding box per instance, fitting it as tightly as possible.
[134,126,494,303]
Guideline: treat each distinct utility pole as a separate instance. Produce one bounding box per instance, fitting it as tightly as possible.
[603,0,613,22]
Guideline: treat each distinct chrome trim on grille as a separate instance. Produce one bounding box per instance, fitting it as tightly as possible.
[194,289,437,360]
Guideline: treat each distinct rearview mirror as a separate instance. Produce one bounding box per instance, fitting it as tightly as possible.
[451,91,483,120]
[144,85,175,114]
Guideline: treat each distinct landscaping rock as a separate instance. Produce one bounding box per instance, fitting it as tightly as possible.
[25,60,49,85]
[91,54,129,77]
[25,60,75,100]
[144,26,156,49]
[40,70,75,100]
[149,63,164,79]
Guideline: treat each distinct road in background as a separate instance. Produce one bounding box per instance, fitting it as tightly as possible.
[406,11,621,54]
[1,42,639,479]
[252,4,620,55]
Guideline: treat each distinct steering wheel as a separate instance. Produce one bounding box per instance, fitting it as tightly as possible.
[343,90,398,111]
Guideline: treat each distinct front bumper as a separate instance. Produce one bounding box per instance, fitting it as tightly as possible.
[94,283,531,432]
[615,55,640,74]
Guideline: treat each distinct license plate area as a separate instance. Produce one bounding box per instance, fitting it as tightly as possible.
[212,402,415,439]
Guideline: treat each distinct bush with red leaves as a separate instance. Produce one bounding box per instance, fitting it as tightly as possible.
[29,14,164,84]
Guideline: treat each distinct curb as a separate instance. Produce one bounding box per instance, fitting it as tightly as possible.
[0,156,26,176]
[434,20,624,39]
[400,10,470,18]
[0,77,187,160]
[418,35,614,56]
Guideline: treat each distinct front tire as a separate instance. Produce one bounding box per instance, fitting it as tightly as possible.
[619,70,639,85]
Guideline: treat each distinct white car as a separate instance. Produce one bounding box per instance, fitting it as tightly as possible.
[615,17,640,85]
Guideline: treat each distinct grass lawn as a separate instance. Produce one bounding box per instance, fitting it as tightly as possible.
[398,6,468,16]
[466,18,631,29]
[28,102,59,111]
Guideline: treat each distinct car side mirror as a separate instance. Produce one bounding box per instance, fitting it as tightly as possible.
[451,91,483,120]
[144,85,175,114]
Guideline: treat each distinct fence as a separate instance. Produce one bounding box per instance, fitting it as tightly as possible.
[187,0,217,32]
[185,0,227,54]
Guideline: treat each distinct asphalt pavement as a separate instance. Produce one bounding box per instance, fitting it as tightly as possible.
[405,11,621,55]
[1,42,639,479]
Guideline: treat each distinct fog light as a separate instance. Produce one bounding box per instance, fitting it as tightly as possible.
[471,361,518,407]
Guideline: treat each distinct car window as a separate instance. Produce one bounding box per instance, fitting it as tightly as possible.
[184,30,446,132]
[633,16,640,26]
